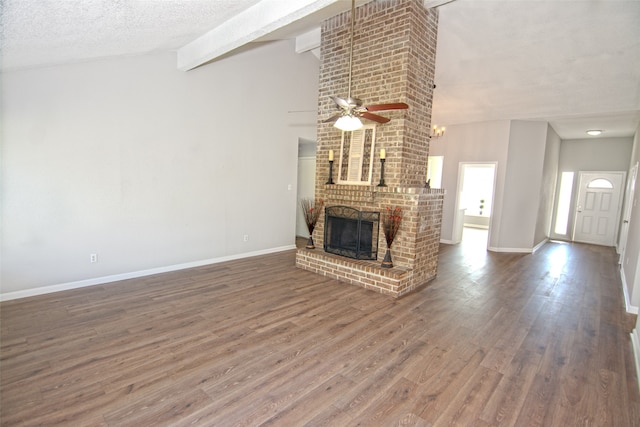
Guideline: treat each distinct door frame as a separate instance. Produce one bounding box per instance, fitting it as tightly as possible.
[453,161,498,247]
[619,162,638,263]
[571,170,626,246]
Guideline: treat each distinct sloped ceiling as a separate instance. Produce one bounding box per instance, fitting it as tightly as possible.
[0,0,263,69]
[1,0,638,140]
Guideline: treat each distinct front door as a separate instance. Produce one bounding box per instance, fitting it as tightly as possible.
[573,171,625,246]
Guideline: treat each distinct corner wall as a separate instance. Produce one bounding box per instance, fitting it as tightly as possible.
[534,125,561,246]
[627,124,640,388]
[428,120,510,247]
[497,120,549,250]
[430,119,551,252]
[625,126,640,309]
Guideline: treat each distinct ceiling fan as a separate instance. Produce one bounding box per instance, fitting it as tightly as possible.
[324,0,409,131]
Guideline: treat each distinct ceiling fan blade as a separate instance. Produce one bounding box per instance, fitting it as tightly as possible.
[360,111,390,124]
[346,97,363,107]
[365,102,409,112]
[331,96,351,109]
[323,113,342,123]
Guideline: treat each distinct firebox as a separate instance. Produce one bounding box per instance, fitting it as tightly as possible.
[324,206,379,260]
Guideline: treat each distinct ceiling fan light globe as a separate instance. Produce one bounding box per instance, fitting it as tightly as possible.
[334,115,363,131]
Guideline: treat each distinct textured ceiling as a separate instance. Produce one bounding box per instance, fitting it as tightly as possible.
[432,0,640,139]
[1,0,639,140]
[0,0,264,69]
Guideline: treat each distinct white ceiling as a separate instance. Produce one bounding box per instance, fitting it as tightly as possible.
[431,0,640,139]
[1,0,638,140]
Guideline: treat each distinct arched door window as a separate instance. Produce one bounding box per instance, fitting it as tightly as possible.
[587,178,613,189]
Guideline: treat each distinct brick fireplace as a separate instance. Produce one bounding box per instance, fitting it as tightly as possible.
[295,0,445,298]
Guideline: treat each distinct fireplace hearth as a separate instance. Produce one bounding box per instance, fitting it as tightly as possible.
[324,206,379,260]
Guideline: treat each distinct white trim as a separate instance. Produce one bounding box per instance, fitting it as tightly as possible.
[0,245,296,302]
[631,329,640,393]
[440,238,457,245]
[621,267,640,314]
[295,27,321,53]
[439,239,545,255]
[531,238,548,254]
[488,246,534,253]
[177,0,339,70]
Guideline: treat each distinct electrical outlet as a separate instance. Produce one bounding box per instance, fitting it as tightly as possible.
[90,253,98,263]
[243,234,249,242]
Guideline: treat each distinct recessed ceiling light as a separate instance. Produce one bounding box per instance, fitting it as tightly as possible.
[586,130,603,136]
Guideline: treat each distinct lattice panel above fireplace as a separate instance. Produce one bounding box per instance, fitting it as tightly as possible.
[338,126,376,185]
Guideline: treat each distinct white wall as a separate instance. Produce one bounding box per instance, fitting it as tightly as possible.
[430,120,634,253]
[497,120,549,251]
[624,127,640,309]
[534,125,561,246]
[556,136,634,241]
[1,40,320,297]
[559,137,634,172]
[430,119,551,251]
[429,120,510,247]
[626,125,640,375]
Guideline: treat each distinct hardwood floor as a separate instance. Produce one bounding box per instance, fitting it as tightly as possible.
[1,237,639,426]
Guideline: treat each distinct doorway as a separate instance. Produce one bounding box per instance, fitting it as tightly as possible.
[296,139,317,239]
[454,162,497,248]
[572,171,625,247]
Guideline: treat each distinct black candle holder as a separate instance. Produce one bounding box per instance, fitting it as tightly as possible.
[326,160,335,185]
[377,158,387,187]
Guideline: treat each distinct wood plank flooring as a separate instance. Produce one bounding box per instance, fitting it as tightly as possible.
[2,233,639,426]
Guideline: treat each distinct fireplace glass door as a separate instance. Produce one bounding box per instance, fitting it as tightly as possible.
[324,206,379,260]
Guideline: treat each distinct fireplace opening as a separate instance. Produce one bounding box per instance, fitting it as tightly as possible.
[324,206,379,260]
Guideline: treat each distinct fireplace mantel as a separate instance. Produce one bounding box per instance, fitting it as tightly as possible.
[323,183,445,204]
[324,183,445,194]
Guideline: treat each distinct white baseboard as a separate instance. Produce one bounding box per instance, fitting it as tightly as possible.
[0,245,296,302]
[439,238,459,245]
[488,246,533,253]
[621,266,640,314]
[632,329,640,392]
[440,239,547,255]
[531,238,548,254]
[462,224,489,230]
